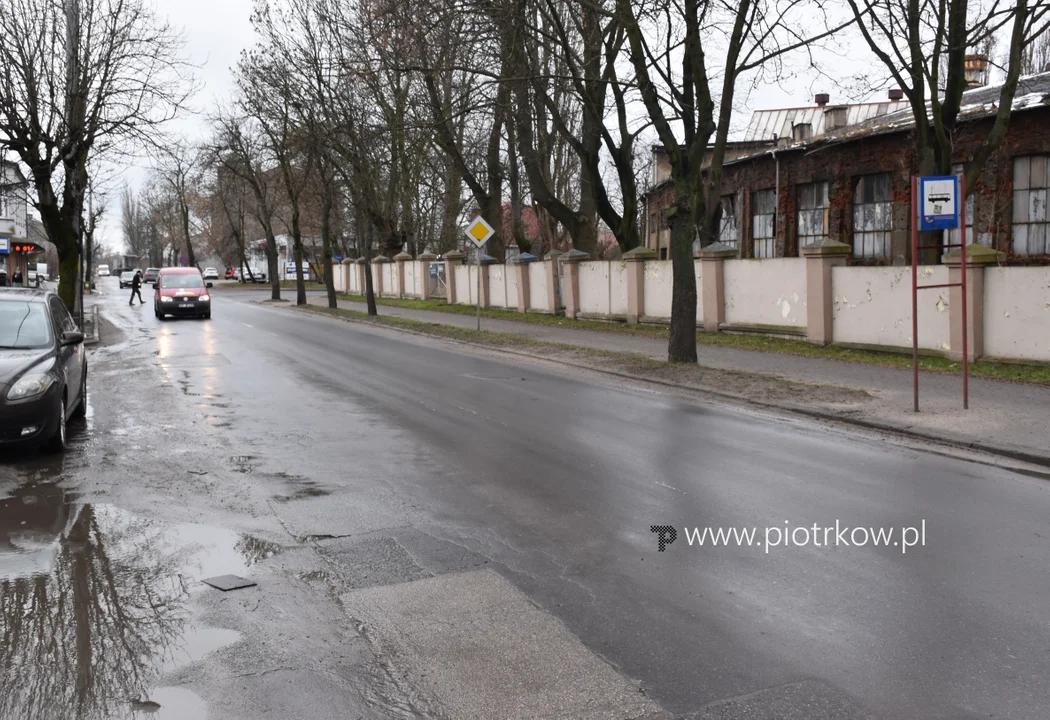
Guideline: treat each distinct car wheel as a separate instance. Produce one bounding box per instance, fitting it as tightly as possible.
[43,395,67,453]
[204,312,211,319]
[72,364,87,418]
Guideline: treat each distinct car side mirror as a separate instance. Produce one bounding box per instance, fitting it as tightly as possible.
[206,282,213,288]
[61,331,84,346]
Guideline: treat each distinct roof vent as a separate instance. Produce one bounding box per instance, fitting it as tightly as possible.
[824,106,849,131]
[792,123,812,141]
[964,54,988,88]
[888,88,904,101]
[815,93,829,106]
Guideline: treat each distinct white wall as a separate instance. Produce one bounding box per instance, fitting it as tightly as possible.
[380,263,395,296]
[488,264,508,308]
[578,262,610,316]
[334,263,347,292]
[642,260,673,320]
[693,260,704,321]
[529,262,550,312]
[505,265,519,308]
[454,264,471,305]
[403,261,417,297]
[724,258,806,328]
[832,265,950,351]
[984,267,1050,362]
[350,265,361,294]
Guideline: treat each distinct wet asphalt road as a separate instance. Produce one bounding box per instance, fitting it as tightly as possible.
[2,279,1049,720]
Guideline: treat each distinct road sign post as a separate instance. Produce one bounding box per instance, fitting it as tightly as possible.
[912,174,968,411]
[464,216,495,331]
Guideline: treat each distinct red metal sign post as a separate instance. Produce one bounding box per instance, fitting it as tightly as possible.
[911,175,969,411]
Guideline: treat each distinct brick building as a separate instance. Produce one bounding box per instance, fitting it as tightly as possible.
[643,71,1050,265]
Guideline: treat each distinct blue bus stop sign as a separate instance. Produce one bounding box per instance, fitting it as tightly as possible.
[918,175,959,231]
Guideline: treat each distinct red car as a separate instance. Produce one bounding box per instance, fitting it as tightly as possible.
[223,267,236,280]
[154,267,212,320]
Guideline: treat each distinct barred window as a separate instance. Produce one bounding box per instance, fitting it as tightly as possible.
[751,189,776,258]
[1013,155,1049,255]
[797,181,829,248]
[718,195,739,250]
[853,173,892,259]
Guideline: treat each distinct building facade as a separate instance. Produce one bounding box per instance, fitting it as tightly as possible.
[644,71,1050,266]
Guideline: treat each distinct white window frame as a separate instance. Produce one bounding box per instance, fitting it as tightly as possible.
[1012,155,1049,256]
[797,181,830,248]
[751,189,776,259]
[853,173,892,260]
[718,195,739,251]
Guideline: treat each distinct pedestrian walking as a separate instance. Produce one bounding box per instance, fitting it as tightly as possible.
[129,270,145,305]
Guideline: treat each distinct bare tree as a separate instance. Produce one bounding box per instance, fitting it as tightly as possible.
[617,0,850,361]
[0,0,194,309]
[845,0,1050,198]
[151,138,207,269]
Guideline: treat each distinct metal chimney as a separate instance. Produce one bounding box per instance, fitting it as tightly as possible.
[815,93,830,106]
[888,88,904,101]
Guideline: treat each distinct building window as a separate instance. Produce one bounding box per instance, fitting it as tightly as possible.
[751,189,776,258]
[659,247,668,260]
[797,181,829,248]
[718,195,739,250]
[1013,155,1049,255]
[853,173,892,259]
[0,192,8,220]
[944,164,977,248]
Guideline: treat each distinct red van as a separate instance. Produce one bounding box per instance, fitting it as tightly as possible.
[154,268,212,320]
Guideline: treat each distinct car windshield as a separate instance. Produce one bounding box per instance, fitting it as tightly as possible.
[0,301,52,349]
[163,274,205,289]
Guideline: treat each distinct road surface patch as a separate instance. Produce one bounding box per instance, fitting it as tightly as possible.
[341,569,660,719]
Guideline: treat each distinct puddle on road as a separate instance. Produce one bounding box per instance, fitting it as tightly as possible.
[0,481,278,720]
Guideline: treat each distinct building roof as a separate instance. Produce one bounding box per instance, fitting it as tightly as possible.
[743,99,909,142]
[730,71,1050,163]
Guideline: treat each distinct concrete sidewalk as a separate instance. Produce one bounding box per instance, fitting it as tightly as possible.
[307,295,1050,466]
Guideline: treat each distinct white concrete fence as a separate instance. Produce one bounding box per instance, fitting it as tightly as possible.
[333,243,1050,364]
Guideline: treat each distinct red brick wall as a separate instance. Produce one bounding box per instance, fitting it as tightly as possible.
[644,107,1050,265]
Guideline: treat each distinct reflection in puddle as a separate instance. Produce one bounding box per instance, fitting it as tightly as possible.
[0,482,266,720]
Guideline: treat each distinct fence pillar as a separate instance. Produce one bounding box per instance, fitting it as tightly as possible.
[696,242,737,332]
[478,254,497,307]
[943,244,1003,362]
[372,255,390,297]
[560,249,589,320]
[418,252,437,300]
[800,238,852,345]
[510,253,538,312]
[544,249,563,313]
[623,247,657,324]
[393,251,412,298]
[444,251,464,304]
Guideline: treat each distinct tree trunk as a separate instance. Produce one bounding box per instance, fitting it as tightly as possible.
[321,184,337,309]
[667,200,698,363]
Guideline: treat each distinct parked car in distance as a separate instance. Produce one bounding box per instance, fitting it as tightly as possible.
[240,266,267,283]
[203,267,219,280]
[143,268,160,284]
[0,288,87,452]
[118,271,137,289]
[97,264,109,277]
[224,267,236,280]
[154,268,213,320]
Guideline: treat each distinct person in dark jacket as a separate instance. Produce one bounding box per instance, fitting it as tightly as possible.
[129,270,144,305]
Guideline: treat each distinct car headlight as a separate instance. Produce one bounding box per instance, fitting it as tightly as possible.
[161,296,174,302]
[199,295,210,302]
[8,360,57,401]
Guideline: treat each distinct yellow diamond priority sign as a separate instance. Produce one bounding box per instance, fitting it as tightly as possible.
[464,216,494,248]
